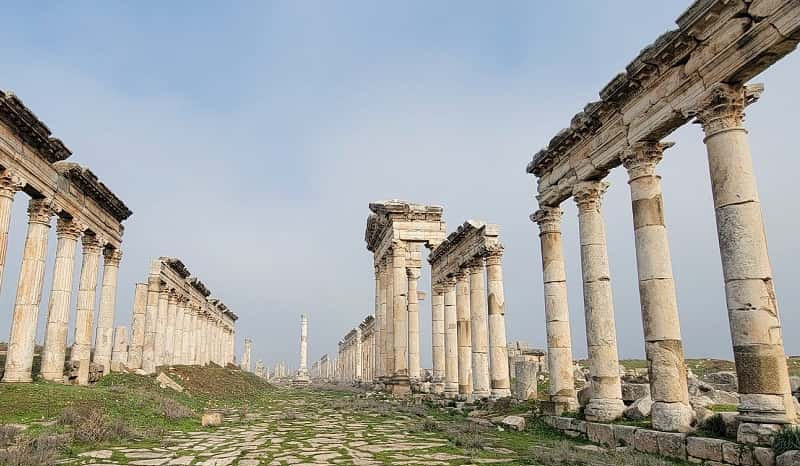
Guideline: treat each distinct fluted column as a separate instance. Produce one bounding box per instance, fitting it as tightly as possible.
[189,307,199,364]
[141,277,161,374]
[431,283,445,393]
[128,283,148,369]
[173,300,184,365]
[71,233,102,386]
[695,83,796,435]
[391,244,409,390]
[486,248,511,399]
[622,142,692,431]
[94,247,122,375]
[374,264,383,380]
[40,219,82,381]
[3,198,54,383]
[383,255,394,381]
[407,267,421,382]
[154,289,169,366]
[468,258,491,398]
[573,181,624,420]
[0,171,25,293]
[356,327,363,381]
[455,270,472,396]
[443,277,458,396]
[164,292,178,365]
[531,207,578,409]
[180,301,191,365]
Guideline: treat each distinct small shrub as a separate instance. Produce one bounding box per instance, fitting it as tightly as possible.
[0,433,68,466]
[0,424,24,447]
[774,426,800,456]
[449,431,486,449]
[421,418,440,432]
[703,414,727,438]
[160,398,194,420]
[59,406,132,444]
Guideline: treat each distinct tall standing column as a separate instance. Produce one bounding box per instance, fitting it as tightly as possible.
[573,181,624,420]
[383,255,394,382]
[180,301,191,365]
[407,267,421,382]
[391,244,409,392]
[443,277,459,396]
[3,198,53,383]
[40,219,82,382]
[431,284,445,393]
[355,327,363,381]
[94,247,122,375]
[374,264,384,381]
[242,337,253,371]
[532,207,578,409]
[294,315,310,384]
[486,247,511,399]
[0,170,25,293]
[71,233,102,386]
[455,270,472,396]
[155,289,169,366]
[173,301,184,365]
[142,277,161,373]
[468,258,491,398]
[190,307,200,364]
[622,142,693,432]
[164,292,178,365]
[695,83,796,436]
[128,283,148,369]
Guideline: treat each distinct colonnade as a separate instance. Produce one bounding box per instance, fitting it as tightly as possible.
[336,315,375,384]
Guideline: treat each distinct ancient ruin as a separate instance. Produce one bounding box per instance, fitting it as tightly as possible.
[527,0,799,441]
[293,314,310,386]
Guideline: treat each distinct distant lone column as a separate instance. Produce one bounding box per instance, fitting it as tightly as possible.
[443,277,458,397]
[142,277,161,373]
[3,198,54,383]
[94,247,122,375]
[407,267,421,382]
[695,83,796,437]
[242,337,253,371]
[294,314,310,385]
[468,258,491,399]
[455,270,472,396]
[622,141,692,432]
[532,207,578,410]
[573,181,624,421]
[127,283,148,369]
[0,171,25,293]
[71,233,102,386]
[486,247,511,399]
[431,283,445,393]
[40,218,82,382]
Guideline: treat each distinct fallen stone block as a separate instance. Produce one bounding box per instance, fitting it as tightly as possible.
[622,383,651,402]
[156,372,184,392]
[776,450,800,466]
[500,415,525,431]
[624,395,653,420]
[201,411,223,427]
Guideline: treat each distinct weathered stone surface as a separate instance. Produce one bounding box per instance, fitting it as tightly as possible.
[738,422,781,446]
[201,412,223,427]
[612,425,638,447]
[156,372,183,392]
[586,422,615,447]
[500,415,525,431]
[656,432,687,460]
[753,447,776,466]
[622,383,651,402]
[687,437,726,462]
[624,395,653,420]
[776,450,800,466]
[633,429,659,454]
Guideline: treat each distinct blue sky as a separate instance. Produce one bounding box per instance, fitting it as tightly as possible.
[1,1,798,370]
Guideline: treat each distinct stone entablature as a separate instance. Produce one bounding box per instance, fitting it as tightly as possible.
[365,200,446,265]
[527,0,800,206]
[429,220,501,284]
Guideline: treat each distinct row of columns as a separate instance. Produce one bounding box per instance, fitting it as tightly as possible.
[431,249,511,399]
[1,186,123,385]
[531,83,796,435]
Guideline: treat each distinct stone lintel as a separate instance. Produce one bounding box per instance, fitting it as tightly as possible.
[429,220,501,283]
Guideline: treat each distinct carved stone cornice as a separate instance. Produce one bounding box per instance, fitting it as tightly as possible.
[0,91,72,163]
[483,244,504,265]
[81,234,103,254]
[103,247,122,267]
[161,257,190,279]
[27,197,55,225]
[530,207,563,234]
[53,162,132,222]
[572,181,609,213]
[0,170,26,199]
[620,141,674,180]
[693,83,763,138]
[189,276,211,297]
[464,257,484,270]
[56,218,85,240]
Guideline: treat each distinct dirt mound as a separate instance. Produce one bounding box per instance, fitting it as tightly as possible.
[164,365,272,402]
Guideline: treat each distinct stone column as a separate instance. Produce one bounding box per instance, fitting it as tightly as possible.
[242,337,252,371]
[431,283,445,393]
[455,270,473,396]
[141,277,161,374]
[622,142,693,432]
[71,233,102,386]
[190,307,200,364]
[173,300,184,365]
[532,207,578,409]
[391,244,409,392]
[110,327,128,371]
[383,255,394,381]
[0,171,24,293]
[468,258,491,398]
[164,292,178,366]
[514,359,538,401]
[695,83,796,436]
[355,327,363,381]
[295,314,309,384]
[94,247,122,375]
[40,218,82,382]
[374,264,383,380]
[486,248,511,399]
[443,277,459,396]
[2,198,53,383]
[155,289,169,366]
[180,302,191,365]
[128,283,148,369]
[407,267,421,382]
[573,181,625,421]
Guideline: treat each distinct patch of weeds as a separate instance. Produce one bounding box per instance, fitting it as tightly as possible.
[159,398,194,420]
[0,433,70,466]
[710,404,737,413]
[773,425,800,456]
[521,439,682,466]
[702,414,727,438]
[58,406,132,444]
[0,424,25,447]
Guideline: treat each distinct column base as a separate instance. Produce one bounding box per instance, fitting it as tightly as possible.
[490,388,512,400]
[651,401,694,433]
[40,372,66,384]
[550,394,580,413]
[387,375,411,396]
[1,372,32,383]
[292,375,310,387]
[737,422,784,446]
[472,389,491,400]
[585,398,625,422]
[432,382,445,395]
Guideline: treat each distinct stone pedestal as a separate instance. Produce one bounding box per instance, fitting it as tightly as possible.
[71,233,102,386]
[622,142,692,432]
[514,360,538,401]
[94,248,122,375]
[3,199,53,383]
[443,278,459,396]
[486,249,511,399]
[455,270,473,396]
[573,181,625,421]
[695,83,797,439]
[532,207,578,410]
[40,219,81,382]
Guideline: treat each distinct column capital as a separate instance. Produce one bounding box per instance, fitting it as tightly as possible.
[56,218,85,240]
[453,269,468,281]
[621,141,674,180]
[81,234,103,254]
[0,170,26,199]
[530,207,563,234]
[27,197,56,225]
[442,276,457,288]
[572,180,609,213]
[432,282,445,295]
[693,83,763,138]
[103,247,122,267]
[406,267,421,280]
[484,244,504,266]
[464,256,484,270]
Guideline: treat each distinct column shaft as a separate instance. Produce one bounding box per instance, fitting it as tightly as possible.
[431,284,445,392]
[164,293,178,365]
[71,234,102,386]
[468,259,490,398]
[443,279,458,396]
[127,283,148,369]
[0,171,24,294]
[374,265,383,380]
[384,255,395,379]
[486,249,511,398]
[141,278,161,373]
[407,268,421,381]
[391,245,408,385]
[173,302,184,365]
[154,290,169,366]
[94,248,122,375]
[455,270,472,396]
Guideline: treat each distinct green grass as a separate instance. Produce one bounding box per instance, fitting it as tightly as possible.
[710,404,737,412]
